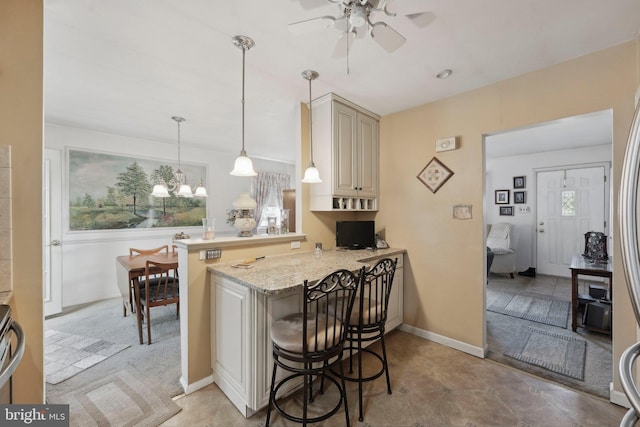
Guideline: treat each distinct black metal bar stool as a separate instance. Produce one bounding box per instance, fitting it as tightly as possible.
[343,257,397,422]
[265,267,362,427]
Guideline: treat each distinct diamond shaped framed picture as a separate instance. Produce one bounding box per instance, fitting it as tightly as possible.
[417,157,454,193]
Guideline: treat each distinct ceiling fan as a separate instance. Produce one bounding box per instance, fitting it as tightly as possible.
[288,0,431,57]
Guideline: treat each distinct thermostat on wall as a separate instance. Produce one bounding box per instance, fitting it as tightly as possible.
[435,136,458,152]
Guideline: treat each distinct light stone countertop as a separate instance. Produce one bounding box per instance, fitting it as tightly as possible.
[208,248,406,295]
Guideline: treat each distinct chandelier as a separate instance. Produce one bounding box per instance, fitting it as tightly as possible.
[151,116,208,198]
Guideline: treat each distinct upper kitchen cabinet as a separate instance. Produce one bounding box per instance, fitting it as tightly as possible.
[310,93,380,211]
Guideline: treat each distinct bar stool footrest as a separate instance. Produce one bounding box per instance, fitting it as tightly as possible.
[271,372,344,424]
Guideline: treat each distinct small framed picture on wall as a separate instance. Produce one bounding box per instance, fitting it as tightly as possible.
[495,190,510,204]
[499,206,514,216]
[514,191,526,204]
[513,176,526,189]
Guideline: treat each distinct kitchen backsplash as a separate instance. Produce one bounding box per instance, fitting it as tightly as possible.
[0,145,11,292]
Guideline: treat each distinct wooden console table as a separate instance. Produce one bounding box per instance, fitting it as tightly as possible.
[569,254,612,332]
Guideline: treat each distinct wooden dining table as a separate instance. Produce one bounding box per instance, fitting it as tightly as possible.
[115,252,179,343]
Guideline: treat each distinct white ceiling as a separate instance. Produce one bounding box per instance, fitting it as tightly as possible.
[486,109,613,158]
[44,0,640,163]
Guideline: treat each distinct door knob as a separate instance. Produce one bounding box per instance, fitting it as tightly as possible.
[538,229,544,233]
[51,240,61,246]
[539,221,544,226]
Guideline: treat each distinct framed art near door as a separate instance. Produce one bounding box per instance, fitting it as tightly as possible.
[495,190,509,204]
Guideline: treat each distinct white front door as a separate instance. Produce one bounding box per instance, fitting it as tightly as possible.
[44,149,62,316]
[536,166,607,277]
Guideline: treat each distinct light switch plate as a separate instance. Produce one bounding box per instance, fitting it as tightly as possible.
[435,136,457,152]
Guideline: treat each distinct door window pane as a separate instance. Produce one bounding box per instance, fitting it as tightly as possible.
[561,190,576,216]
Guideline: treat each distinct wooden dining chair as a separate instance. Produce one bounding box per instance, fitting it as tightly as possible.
[124,245,170,316]
[136,260,180,345]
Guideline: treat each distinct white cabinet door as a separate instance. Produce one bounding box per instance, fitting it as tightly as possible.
[357,112,378,198]
[212,276,252,415]
[333,101,358,197]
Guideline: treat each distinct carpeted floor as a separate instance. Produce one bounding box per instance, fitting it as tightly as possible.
[486,273,612,399]
[45,298,183,401]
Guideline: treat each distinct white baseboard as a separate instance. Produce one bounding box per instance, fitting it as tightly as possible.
[180,374,214,395]
[611,382,632,409]
[398,324,485,358]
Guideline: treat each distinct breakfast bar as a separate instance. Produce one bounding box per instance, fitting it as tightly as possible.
[208,247,405,417]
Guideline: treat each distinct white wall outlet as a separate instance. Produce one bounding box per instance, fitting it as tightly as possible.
[290,241,301,249]
[435,136,458,152]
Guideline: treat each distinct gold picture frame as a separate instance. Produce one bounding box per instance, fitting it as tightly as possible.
[417,157,454,193]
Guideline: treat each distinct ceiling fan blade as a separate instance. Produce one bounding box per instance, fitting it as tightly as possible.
[288,16,336,35]
[370,22,406,52]
[293,0,334,10]
[384,0,431,16]
[331,15,348,33]
[406,11,435,28]
[331,30,357,58]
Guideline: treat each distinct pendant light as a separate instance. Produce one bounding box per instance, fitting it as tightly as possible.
[301,70,322,183]
[230,35,258,177]
[151,116,208,198]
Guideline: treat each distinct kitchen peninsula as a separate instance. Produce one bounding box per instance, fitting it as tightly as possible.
[208,247,405,417]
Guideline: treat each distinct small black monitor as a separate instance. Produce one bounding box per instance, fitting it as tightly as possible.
[336,221,375,250]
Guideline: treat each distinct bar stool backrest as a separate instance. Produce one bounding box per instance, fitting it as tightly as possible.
[302,268,361,357]
[360,258,397,327]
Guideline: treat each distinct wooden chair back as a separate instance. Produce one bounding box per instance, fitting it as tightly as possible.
[129,245,169,256]
[138,260,179,344]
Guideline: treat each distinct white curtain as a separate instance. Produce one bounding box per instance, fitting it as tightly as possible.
[252,172,291,230]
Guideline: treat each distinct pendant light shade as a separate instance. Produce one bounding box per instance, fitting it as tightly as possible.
[301,70,322,183]
[230,35,257,177]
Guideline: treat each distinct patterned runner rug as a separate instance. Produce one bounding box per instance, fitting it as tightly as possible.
[504,325,587,380]
[48,364,181,427]
[487,292,570,328]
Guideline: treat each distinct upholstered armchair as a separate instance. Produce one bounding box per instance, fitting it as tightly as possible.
[487,223,518,278]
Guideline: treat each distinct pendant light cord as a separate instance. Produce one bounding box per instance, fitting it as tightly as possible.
[177,119,182,169]
[308,76,314,166]
[241,46,246,154]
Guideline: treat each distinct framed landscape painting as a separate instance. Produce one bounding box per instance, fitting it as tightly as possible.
[68,149,206,230]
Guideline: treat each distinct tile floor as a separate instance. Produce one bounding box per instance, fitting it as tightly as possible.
[161,328,627,426]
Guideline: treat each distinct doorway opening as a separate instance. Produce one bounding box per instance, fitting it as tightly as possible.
[483,109,613,399]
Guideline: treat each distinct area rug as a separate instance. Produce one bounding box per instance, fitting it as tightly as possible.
[48,364,181,427]
[504,325,587,380]
[45,330,130,384]
[487,292,570,328]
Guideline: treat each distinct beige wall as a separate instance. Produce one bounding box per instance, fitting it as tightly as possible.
[377,41,638,393]
[0,0,44,403]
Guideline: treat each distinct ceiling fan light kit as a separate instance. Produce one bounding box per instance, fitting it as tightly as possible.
[289,0,430,58]
[230,35,258,177]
